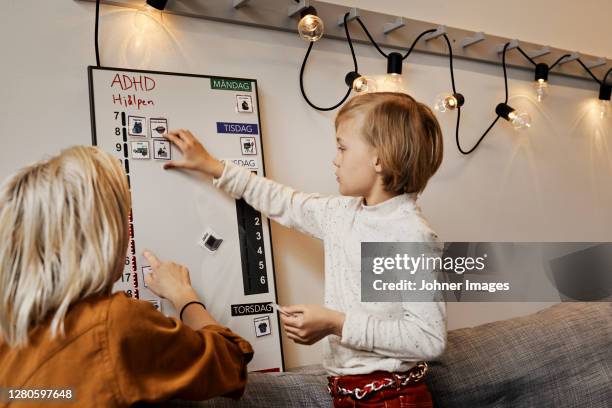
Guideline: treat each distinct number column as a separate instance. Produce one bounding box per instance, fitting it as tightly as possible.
[235,198,269,295]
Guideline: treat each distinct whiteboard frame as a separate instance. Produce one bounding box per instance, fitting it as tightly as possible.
[87,65,286,372]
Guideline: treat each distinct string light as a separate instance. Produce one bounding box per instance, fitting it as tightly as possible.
[298,6,324,42]
[434,93,465,112]
[298,12,357,111]
[598,82,611,119]
[534,63,549,102]
[496,103,532,130]
[91,1,611,154]
[345,72,375,93]
[381,52,405,92]
[294,13,610,153]
[386,52,402,75]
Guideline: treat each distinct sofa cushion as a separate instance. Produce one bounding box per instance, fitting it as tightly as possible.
[167,365,331,407]
[165,302,611,407]
[426,302,612,407]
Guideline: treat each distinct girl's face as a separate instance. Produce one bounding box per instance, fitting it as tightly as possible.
[333,116,380,197]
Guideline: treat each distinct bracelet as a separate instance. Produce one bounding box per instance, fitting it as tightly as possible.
[179,301,206,321]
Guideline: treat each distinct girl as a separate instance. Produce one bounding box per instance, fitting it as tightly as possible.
[163,92,447,407]
[0,146,253,407]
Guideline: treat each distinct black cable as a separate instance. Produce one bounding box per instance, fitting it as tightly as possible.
[453,45,608,155]
[441,34,457,94]
[602,67,612,86]
[501,42,510,104]
[299,43,352,111]
[345,15,358,70]
[455,109,501,155]
[548,54,603,86]
[516,46,537,66]
[354,17,388,58]
[95,0,101,67]
[298,12,357,111]
[549,54,570,70]
[575,58,603,85]
[402,28,437,60]
[404,31,498,155]
[550,55,609,89]
[453,42,510,155]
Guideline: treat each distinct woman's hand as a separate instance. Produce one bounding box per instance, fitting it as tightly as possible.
[142,250,220,329]
[163,129,225,178]
[142,250,198,310]
[280,304,345,345]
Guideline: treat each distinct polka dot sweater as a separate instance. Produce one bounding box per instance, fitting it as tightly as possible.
[213,161,447,375]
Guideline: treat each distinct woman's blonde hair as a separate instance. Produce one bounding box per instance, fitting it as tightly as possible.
[335,92,444,195]
[0,146,130,347]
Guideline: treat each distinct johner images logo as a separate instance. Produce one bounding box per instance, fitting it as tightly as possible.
[361,242,612,302]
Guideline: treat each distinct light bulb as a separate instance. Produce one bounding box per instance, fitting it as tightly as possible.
[508,110,532,130]
[134,4,163,31]
[434,93,464,112]
[126,8,157,67]
[353,76,374,93]
[125,34,151,67]
[382,74,404,92]
[298,8,324,42]
[598,84,611,119]
[599,100,610,119]
[496,103,532,131]
[534,79,548,102]
[133,8,153,32]
[533,63,549,103]
[345,71,375,93]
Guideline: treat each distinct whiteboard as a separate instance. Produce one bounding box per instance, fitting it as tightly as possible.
[88,66,284,372]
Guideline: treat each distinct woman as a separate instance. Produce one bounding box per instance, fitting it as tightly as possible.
[0,146,253,407]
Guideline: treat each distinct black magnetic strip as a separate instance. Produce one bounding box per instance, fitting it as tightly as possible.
[235,199,269,295]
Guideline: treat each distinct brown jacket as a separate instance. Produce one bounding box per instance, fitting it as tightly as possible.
[0,292,254,407]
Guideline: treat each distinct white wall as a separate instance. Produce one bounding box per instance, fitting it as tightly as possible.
[1,0,611,369]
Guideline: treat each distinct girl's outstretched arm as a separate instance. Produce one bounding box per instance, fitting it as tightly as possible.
[164,129,341,240]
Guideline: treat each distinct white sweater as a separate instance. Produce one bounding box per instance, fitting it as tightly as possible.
[213,161,447,376]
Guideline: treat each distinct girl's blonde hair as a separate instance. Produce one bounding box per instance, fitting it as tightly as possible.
[335,92,444,195]
[0,146,130,347]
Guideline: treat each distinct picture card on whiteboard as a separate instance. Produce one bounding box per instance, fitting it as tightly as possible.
[153,140,171,160]
[237,95,253,113]
[240,137,257,155]
[150,118,168,138]
[131,141,150,159]
[128,116,147,137]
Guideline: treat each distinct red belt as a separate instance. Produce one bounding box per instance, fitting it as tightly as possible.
[327,361,428,401]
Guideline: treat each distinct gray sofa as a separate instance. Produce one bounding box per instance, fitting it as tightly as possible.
[170,302,611,407]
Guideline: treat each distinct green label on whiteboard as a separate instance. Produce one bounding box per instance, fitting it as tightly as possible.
[210,77,252,92]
